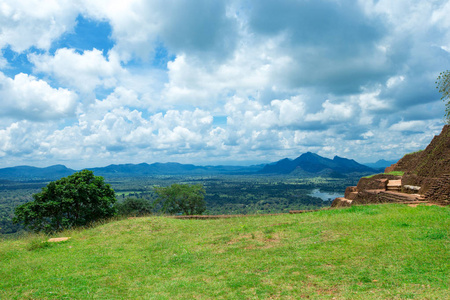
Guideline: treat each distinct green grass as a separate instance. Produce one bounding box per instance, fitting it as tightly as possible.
[364,171,405,179]
[405,149,424,156]
[1,204,449,299]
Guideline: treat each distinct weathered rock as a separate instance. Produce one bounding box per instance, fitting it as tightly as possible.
[331,197,353,207]
[333,125,450,207]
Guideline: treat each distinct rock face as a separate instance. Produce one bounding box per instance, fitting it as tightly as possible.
[389,125,450,194]
[332,125,450,207]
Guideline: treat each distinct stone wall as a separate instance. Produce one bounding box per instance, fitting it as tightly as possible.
[425,174,450,206]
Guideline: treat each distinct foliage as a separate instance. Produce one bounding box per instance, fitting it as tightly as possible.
[386,171,405,176]
[364,171,405,179]
[116,197,153,217]
[154,183,206,215]
[13,170,116,233]
[406,149,423,156]
[1,205,449,299]
[1,176,349,234]
[436,70,450,123]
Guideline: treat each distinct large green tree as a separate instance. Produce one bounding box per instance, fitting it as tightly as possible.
[436,70,450,123]
[13,170,117,233]
[154,183,206,215]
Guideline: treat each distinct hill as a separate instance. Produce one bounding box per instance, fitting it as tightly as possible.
[0,162,263,180]
[389,125,450,193]
[0,152,374,180]
[0,164,75,180]
[363,159,399,171]
[1,204,448,299]
[89,162,264,177]
[259,152,375,176]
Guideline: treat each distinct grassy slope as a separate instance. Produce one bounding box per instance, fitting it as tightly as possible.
[1,204,449,299]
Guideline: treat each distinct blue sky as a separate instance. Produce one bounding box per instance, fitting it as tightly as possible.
[0,0,449,169]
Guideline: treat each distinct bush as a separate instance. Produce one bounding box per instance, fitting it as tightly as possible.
[116,198,153,217]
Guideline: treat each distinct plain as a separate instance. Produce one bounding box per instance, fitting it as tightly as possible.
[1,204,449,299]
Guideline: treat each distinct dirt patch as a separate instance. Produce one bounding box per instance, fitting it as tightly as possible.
[170,213,288,220]
[48,237,71,242]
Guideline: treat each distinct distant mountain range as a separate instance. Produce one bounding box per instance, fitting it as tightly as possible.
[0,152,381,180]
[362,159,398,170]
[259,152,375,177]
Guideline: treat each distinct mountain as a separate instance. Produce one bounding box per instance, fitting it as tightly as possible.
[88,162,261,177]
[363,159,399,170]
[259,152,375,176]
[0,153,374,180]
[0,164,75,180]
[0,162,263,180]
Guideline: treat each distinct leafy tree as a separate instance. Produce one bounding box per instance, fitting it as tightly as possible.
[436,70,450,123]
[13,170,116,233]
[116,197,153,217]
[154,184,206,215]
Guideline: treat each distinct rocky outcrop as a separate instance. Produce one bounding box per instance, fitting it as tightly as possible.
[390,125,450,194]
[333,125,450,207]
[424,174,450,206]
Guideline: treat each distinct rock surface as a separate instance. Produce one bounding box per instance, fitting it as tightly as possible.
[333,125,450,206]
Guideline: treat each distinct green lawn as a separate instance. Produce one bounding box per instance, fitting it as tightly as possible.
[1,204,449,299]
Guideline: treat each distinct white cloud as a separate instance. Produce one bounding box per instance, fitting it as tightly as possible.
[0,0,79,52]
[29,48,125,94]
[0,0,449,168]
[0,72,77,121]
[80,0,238,62]
[305,100,354,123]
[389,120,427,132]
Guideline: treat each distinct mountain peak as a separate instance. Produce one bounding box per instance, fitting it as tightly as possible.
[261,152,375,175]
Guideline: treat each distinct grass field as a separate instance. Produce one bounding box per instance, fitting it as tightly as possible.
[1,204,449,299]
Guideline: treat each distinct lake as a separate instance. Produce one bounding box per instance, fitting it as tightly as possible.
[309,189,342,201]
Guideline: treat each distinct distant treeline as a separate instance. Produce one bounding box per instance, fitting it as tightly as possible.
[0,175,355,235]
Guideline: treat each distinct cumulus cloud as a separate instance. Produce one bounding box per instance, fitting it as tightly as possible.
[305,100,355,124]
[0,0,449,168]
[29,48,124,94]
[246,0,389,94]
[0,0,79,52]
[0,72,77,121]
[389,120,428,132]
[81,0,238,62]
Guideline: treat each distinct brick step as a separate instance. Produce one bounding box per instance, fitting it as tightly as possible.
[377,191,422,203]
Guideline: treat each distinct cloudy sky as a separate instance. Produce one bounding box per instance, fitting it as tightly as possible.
[0,0,449,169]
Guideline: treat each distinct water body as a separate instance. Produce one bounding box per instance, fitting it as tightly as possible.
[309,189,342,201]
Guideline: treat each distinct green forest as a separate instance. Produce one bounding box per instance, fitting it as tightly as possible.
[0,175,357,236]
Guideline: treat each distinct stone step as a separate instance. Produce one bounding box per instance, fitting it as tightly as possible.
[387,180,402,191]
[377,191,422,203]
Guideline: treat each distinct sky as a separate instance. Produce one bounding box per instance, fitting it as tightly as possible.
[0,0,449,169]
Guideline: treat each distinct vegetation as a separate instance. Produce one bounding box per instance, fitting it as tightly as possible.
[384,171,404,176]
[0,180,45,234]
[436,70,450,123]
[1,176,353,235]
[0,204,448,299]
[406,149,423,156]
[116,197,153,217]
[13,170,116,233]
[364,171,405,179]
[154,183,206,215]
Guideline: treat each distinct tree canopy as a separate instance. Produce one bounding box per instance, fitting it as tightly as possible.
[116,197,153,217]
[13,170,116,233]
[436,70,450,123]
[154,183,206,215]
